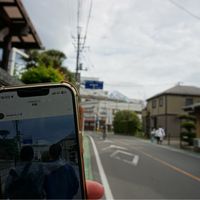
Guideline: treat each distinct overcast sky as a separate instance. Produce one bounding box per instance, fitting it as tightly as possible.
[23,0,200,100]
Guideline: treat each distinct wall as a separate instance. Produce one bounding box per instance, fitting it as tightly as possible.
[145,94,200,137]
[147,95,166,116]
[167,95,200,114]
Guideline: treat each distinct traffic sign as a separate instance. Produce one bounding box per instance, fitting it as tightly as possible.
[85,81,104,89]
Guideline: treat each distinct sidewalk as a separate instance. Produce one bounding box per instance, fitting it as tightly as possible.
[156,138,200,157]
[162,138,181,148]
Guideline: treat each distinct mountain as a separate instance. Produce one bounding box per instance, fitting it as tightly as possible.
[108,91,130,102]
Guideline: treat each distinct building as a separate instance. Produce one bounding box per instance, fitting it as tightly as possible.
[142,85,200,138]
[80,82,144,131]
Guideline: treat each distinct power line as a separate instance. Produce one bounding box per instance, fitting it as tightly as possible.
[75,0,81,82]
[81,0,93,50]
[168,0,200,21]
[81,51,95,70]
[75,0,93,81]
[77,0,81,30]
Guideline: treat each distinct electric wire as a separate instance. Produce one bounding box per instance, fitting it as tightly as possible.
[168,0,200,21]
[81,0,93,50]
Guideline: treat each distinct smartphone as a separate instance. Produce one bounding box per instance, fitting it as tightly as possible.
[0,83,86,199]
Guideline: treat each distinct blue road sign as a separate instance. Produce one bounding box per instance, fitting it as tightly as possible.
[85,81,104,89]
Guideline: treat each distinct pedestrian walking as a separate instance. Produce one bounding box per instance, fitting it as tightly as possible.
[102,125,107,140]
[159,128,165,144]
[150,128,156,143]
[155,128,165,144]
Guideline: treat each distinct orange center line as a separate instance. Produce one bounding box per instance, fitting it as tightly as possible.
[118,141,200,183]
[141,150,200,183]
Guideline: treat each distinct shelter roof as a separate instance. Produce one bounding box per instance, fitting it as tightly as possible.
[0,0,43,49]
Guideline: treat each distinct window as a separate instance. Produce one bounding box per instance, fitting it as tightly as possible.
[159,97,163,107]
[185,98,193,106]
[152,99,157,108]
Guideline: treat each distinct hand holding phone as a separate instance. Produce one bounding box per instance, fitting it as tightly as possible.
[0,83,86,199]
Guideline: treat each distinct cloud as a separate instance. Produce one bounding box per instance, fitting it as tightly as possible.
[23,0,200,99]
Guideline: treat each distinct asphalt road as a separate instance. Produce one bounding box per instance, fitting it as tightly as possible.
[88,132,200,199]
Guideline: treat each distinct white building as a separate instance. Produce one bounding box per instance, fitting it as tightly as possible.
[80,86,144,131]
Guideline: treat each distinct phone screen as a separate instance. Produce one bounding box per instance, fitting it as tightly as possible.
[0,84,85,199]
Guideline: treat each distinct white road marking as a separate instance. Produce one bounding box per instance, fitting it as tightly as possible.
[110,150,139,166]
[103,139,114,143]
[102,145,128,151]
[88,135,114,200]
[132,155,139,166]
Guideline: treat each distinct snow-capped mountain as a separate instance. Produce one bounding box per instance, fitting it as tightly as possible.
[108,90,130,102]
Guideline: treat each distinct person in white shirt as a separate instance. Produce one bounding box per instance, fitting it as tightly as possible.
[155,128,165,144]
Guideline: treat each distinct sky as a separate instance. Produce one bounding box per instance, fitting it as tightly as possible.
[0,115,75,143]
[22,0,200,100]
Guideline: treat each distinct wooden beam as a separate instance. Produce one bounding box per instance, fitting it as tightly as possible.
[1,33,12,71]
[0,27,9,40]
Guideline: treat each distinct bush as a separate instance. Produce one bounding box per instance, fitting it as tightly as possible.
[21,65,65,84]
[179,114,196,121]
[180,132,196,146]
[113,110,141,136]
[181,121,195,132]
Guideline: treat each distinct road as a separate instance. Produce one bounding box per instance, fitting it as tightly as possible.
[88,132,200,199]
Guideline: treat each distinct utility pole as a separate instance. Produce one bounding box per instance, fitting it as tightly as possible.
[75,28,81,83]
[75,0,81,83]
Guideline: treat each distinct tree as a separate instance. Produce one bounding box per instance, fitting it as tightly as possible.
[113,110,141,136]
[40,49,66,68]
[21,65,65,84]
[20,49,75,84]
[179,115,196,146]
[23,49,66,69]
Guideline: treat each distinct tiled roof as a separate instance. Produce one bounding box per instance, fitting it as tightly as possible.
[147,85,200,100]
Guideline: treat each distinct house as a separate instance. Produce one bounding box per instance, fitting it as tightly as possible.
[142,85,200,138]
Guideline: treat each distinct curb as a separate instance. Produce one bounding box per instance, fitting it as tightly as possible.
[135,137,200,159]
[83,135,93,180]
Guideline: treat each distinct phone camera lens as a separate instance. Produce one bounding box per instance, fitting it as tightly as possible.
[0,113,4,120]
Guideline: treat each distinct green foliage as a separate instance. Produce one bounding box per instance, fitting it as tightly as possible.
[21,49,75,84]
[113,110,141,135]
[180,114,196,146]
[23,49,67,69]
[179,114,196,121]
[23,50,40,68]
[181,121,195,132]
[59,66,75,84]
[180,132,196,146]
[21,65,65,84]
[41,49,67,68]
